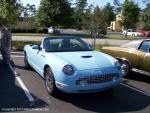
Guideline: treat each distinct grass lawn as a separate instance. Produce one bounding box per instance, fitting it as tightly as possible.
[12,33,49,36]
[105,34,141,40]
[12,33,91,38]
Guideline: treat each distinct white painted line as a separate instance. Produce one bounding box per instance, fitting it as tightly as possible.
[132,68,150,76]
[9,64,34,102]
[16,75,34,102]
[121,83,150,97]
[0,55,24,58]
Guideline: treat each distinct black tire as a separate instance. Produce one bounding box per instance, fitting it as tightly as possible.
[121,61,131,76]
[132,34,135,37]
[24,52,31,69]
[44,67,57,95]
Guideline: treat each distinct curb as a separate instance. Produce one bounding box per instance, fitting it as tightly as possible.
[11,52,24,56]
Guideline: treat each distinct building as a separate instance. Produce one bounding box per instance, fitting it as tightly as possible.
[109,13,122,32]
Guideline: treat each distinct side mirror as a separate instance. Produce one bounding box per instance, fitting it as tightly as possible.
[32,45,39,49]
[38,45,42,51]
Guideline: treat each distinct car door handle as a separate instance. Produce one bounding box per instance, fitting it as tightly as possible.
[41,54,45,57]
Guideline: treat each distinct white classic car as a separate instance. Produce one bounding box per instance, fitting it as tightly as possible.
[122,29,142,37]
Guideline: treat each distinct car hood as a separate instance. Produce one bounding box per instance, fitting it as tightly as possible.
[52,51,116,70]
[101,46,133,53]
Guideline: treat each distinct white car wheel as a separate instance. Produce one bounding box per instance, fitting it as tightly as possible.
[45,67,57,95]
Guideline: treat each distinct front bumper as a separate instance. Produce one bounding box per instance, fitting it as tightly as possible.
[55,68,122,93]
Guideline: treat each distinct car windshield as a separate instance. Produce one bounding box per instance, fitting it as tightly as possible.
[43,37,92,52]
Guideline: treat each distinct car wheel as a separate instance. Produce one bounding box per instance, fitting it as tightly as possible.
[121,61,131,76]
[44,67,57,95]
[24,52,31,69]
[132,34,135,37]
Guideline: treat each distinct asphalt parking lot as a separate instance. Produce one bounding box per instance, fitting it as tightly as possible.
[0,54,150,113]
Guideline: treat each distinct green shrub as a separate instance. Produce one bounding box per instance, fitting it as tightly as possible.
[11,27,48,33]
[12,41,41,51]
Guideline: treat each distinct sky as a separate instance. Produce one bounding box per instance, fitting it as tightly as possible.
[22,0,146,9]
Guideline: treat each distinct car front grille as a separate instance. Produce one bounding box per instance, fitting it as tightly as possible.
[76,73,119,85]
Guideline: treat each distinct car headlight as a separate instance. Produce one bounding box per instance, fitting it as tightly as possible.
[63,65,74,75]
[115,60,121,69]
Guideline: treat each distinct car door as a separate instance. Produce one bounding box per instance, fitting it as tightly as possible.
[34,49,47,76]
[28,45,42,72]
[27,45,39,68]
[138,41,150,72]
[128,29,132,36]
[32,39,48,76]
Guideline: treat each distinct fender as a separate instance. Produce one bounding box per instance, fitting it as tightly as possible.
[116,57,132,71]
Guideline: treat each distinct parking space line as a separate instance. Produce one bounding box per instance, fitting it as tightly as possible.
[9,64,34,102]
[121,83,150,97]
[15,75,34,102]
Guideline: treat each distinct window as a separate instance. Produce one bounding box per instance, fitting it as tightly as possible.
[139,41,150,53]
[42,37,92,52]
[128,29,132,32]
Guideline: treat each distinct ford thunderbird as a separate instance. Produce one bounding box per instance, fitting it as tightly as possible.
[24,36,122,95]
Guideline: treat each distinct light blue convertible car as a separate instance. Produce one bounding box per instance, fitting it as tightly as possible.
[24,36,123,95]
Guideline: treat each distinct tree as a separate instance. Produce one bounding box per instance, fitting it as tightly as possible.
[113,0,122,13]
[24,4,36,17]
[73,0,88,29]
[82,4,94,29]
[138,4,150,30]
[75,0,87,12]
[121,0,140,30]
[19,3,36,31]
[93,6,107,35]
[142,0,150,5]
[102,3,115,26]
[36,0,73,27]
[0,0,21,25]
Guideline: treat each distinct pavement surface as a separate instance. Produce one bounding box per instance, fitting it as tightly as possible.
[12,36,129,46]
[0,53,150,113]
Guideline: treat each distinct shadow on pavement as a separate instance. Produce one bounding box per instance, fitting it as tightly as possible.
[0,60,48,112]
[125,72,150,84]
[53,84,150,113]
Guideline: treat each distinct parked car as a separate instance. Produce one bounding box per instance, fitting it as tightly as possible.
[24,36,123,95]
[140,31,150,37]
[101,39,150,76]
[48,26,60,34]
[122,29,142,37]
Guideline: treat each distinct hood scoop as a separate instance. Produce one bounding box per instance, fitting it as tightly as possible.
[81,55,92,58]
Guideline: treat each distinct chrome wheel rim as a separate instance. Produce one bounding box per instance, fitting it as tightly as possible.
[121,62,130,76]
[45,70,53,92]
